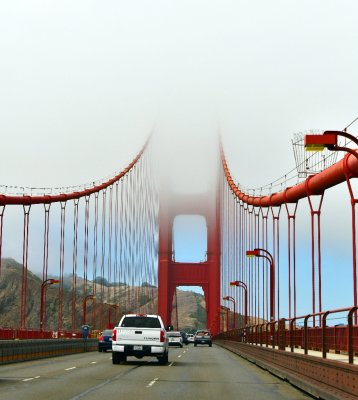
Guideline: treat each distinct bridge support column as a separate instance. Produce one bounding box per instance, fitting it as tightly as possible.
[157,192,221,335]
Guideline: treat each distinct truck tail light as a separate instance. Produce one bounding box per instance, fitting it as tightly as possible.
[112,329,116,341]
[160,329,165,342]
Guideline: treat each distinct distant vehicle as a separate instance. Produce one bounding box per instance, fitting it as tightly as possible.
[180,331,189,345]
[167,331,183,347]
[112,314,169,364]
[194,330,212,347]
[187,334,194,343]
[98,329,113,352]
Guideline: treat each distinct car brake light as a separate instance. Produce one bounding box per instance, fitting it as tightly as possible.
[112,329,116,341]
[160,329,165,342]
[99,335,103,341]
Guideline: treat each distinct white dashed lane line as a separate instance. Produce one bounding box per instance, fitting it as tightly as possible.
[22,376,40,382]
[168,362,174,367]
[146,377,158,388]
[65,367,77,371]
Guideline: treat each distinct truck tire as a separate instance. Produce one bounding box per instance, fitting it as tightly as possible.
[119,354,127,363]
[112,352,121,364]
[158,352,168,365]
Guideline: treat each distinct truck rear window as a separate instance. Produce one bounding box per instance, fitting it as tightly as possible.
[120,316,161,328]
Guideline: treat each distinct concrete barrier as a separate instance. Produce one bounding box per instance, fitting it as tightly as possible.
[0,339,98,364]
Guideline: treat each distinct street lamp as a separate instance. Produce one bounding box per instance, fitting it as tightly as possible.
[220,305,229,332]
[304,130,358,159]
[104,302,119,328]
[83,294,96,326]
[223,295,236,330]
[305,130,358,323]
[229,281,248,326]
[40,279,60,331]
[246,248,275,323]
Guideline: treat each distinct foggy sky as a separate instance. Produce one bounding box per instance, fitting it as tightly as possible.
[1,1,358,313]
[1,1,357,192]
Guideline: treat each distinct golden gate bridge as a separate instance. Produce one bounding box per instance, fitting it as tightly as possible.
[0,130,358,397]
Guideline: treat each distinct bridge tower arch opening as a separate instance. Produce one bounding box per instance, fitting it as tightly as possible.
[158,192,221,335]
[172,286,206,331]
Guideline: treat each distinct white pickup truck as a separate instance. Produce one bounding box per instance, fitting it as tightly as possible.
[112,314,169,364]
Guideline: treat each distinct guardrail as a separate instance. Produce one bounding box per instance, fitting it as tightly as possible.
[216,306,358,364]
[0,339,98,364]
[0,327,86,340]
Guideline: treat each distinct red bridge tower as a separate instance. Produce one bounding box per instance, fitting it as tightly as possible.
[157,191,221,336]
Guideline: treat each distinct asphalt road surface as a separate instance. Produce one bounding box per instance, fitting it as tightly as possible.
[0,344,312,400]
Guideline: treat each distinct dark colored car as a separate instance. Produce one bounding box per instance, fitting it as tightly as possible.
[98,329,113,352]
[180,331,189,345]
[194,330,212,347]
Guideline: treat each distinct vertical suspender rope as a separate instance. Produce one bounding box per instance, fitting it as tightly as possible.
[343,157,358,325]
[227,183,230,297]
[100,189,107,330]
[72,199,79,331]
[260,206,267,324]
[0,206,4,275]
[114,182,119,318]
[305,176,324,327]
[271,205,281,321]
[42,204,51,329]
[254,207,260,324]
[234,197,238,325]
[243,202,248,321]
[92,193,99,328]
[260,206,268,322]
[58,201,66,332]
[120,176,128,314]
[284,201,297,321]
[83,196,90,324]
[248,205,254,323]
[220,174,223,304]
[107,185,114,326]
[242,200,245,321]
[20,205,31,329]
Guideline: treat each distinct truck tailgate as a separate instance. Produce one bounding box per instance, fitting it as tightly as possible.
[116,327,162,345]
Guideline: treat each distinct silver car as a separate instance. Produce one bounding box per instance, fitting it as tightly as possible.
[167,331,183,348]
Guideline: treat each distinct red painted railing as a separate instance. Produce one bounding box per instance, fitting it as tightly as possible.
[215,306,358,364]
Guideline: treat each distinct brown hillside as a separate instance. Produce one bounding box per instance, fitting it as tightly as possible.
[0,258,207,332]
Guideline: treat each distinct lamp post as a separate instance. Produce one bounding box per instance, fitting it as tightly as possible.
[223,295,236,330]
[246,248,275,323]
[305,130,358,323]
[83,294,96,326]
[220,305,229,332]
[40,278,60,331]
[304,130,358,158]
[230,281,248,326]
[104,302,119,328]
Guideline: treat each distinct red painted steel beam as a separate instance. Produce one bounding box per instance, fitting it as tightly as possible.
[221,143,358,206]
[0,138,150,206]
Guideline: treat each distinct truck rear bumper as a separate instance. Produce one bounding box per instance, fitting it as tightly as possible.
[112,344,166,355]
